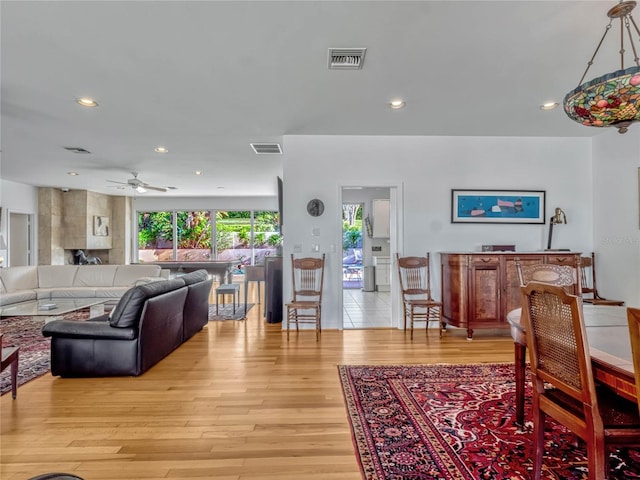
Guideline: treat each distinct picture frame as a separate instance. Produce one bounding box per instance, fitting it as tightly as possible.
[94,215,110,236]
[451,189,545,224]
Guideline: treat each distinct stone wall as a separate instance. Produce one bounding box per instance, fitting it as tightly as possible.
[38,188,65,265]
[39,188,130,265]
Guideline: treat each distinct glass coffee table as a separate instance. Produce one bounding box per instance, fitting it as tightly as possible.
[0,299,107,322]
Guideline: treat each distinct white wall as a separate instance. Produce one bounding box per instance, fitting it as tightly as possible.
[592,130,640,306]
[283,135,595,330]
[133,196,277,212]
[0,179,39,264]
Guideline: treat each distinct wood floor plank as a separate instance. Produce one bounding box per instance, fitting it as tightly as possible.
[1,296,514,480]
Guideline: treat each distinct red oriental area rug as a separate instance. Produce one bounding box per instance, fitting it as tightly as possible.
[0,310,89,396]
[338,363,640,480]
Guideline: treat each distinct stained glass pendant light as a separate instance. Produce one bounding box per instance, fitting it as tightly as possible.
[563,1,640,134]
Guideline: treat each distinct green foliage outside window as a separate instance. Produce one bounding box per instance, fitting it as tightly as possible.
[139,210,280,252]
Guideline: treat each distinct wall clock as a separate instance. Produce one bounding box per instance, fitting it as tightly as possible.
[306,198,325,217]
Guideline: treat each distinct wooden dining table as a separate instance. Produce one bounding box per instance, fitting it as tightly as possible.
[507,304,635,426]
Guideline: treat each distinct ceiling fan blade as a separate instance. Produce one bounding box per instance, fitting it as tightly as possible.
[107,180,129,185]
[144,185,168,192]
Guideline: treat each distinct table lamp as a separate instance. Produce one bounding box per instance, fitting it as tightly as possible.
[546,207,568,251]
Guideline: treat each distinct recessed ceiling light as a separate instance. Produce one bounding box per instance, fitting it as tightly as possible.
[76,98,98,107]
[194,171,202,176]
[540,102,559,111]
[67,171,79,176]
[154,146,168,153]
[389,99,406,109]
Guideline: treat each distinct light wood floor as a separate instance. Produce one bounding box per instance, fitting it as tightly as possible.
[1,297,515,480]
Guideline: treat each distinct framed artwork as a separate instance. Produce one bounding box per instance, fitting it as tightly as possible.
[451,189,545,224]
[94,215,110,236]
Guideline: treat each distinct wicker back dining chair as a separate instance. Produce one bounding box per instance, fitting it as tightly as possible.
[521,282,640,480]
[515,258,581,294]
[1,333,20,399]
[285,254,325,341]
[396,253,443,340]
[627,307,640,415]
[580,252,625,306]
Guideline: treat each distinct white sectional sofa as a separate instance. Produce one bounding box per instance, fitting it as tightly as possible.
[0,265,168,307]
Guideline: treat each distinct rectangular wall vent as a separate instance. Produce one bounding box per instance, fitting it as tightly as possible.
[328,48,366,69]
[250,143,282,154]
[63,146,91,154]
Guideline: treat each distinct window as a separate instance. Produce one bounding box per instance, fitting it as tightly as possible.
[137,210,280,264]
[138,211,174,262]
[176,211,212,261]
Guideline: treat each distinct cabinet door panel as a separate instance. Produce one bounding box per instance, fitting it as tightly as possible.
[504,255,543,314]
[440,255,468,327]
[470,266,500,322]
[372,199,390,238]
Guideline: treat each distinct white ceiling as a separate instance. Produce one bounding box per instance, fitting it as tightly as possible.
[0,1,629,198]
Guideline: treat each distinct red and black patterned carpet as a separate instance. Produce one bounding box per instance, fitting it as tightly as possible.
[339,363,640,479]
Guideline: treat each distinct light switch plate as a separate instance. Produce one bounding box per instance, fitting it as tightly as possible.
[311,244,320,252]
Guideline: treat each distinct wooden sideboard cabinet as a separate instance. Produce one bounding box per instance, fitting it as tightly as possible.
[440,252,580,339]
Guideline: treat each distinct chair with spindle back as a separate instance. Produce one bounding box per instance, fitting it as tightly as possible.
[581,252,625,306]
[285,254,325,341]
[396,253,443,340]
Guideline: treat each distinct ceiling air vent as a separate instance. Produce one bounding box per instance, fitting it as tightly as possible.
[328,48,366,69]
[250,143,282,154]
[63,146,91,154]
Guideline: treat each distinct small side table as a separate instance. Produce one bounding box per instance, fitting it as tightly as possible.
[215,283,240,315]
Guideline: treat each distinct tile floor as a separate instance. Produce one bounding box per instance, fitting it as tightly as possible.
[343,287,392,329]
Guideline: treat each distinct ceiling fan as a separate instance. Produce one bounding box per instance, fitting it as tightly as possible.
[107,172,168,193]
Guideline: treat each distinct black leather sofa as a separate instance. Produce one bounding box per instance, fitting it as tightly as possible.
[42,270,212,377]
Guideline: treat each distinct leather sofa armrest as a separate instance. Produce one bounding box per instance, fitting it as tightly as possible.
[42,317,136,340]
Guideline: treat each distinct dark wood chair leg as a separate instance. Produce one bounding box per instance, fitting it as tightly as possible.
[514,342,526,426]
[11,357,18,399]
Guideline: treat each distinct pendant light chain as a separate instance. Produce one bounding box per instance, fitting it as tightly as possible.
[577,21,613,87]
[625,13,640,66]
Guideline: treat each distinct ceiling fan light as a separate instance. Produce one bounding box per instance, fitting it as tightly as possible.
[136,186,147,193]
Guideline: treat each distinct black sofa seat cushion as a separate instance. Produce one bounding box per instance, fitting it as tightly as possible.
[109,278,185,328]
[43,316,136,340]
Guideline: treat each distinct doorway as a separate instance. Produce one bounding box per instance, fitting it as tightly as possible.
[341,187,394,329]
[342,203,364,290]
